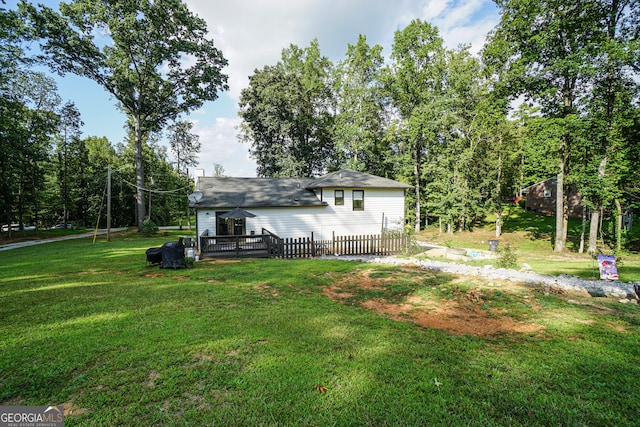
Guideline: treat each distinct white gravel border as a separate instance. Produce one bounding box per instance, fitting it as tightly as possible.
[319,254,640,300]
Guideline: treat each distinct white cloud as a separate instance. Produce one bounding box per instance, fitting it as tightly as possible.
[190,116,257,178]
[421,0,451,21]
[186,0,404,101]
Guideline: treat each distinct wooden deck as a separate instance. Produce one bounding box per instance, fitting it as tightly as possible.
[200,234,272,258]
[199,230,410,259]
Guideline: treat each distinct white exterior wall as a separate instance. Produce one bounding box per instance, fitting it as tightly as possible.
[314,188,406,239]
[196,188,406,241]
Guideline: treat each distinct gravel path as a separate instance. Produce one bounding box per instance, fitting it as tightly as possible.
[321,254,640,300]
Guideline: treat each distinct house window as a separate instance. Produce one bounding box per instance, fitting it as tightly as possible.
[335,190,344,206]
[352,190,364,211]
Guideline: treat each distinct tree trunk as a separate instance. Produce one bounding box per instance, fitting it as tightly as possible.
[554,172,566,252]
[588,208,600,254]
[495,150,503,238]
[578,206,586,253]
[562,196,569,249]
[615,199,622,252]
[555,78,574,252]
[1,157,11,235]
[413,145,421,233]
[134,115,146,231]
[588,156,607,254]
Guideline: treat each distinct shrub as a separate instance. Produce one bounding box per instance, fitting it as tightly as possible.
[142,219,159,236]
[497,243,518,269]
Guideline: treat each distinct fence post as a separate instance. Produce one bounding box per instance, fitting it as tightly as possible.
[266,235,271,257]
[311,232,315,257]
[332,231,335,255]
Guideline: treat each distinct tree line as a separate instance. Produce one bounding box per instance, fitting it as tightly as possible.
[2,0,639,253]
[1,0,227,235]
[238,1,640,253]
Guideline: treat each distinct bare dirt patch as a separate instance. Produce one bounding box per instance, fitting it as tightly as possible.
[146,370,160,388]
[324,266,545,337]
[253,282,279,297]
[202,259,243,264]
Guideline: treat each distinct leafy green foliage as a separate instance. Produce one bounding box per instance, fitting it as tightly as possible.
[497,243,518,269]
[333,35,392,177]
[142,218,159,236]
[239,40,335,177]
[485,0,640,251]
[24,0,228,230]
[382,20,447,232]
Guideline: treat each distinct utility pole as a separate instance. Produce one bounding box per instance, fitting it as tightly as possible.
[107,166,111,242]
[148,176,153,221]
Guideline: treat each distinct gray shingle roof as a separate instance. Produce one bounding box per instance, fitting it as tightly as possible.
[193,177,327,208]
[191,169,411,209]
[306,169,412,189]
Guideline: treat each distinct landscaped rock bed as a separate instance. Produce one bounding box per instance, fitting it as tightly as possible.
[322,254,640,301]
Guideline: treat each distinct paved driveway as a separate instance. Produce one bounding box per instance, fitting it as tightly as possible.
[0,228,128,251]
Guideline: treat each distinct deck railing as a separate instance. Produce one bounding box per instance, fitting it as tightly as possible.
[200,230,409,259]
[200,234,270,257]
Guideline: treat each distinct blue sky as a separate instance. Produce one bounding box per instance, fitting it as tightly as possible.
[11,0,500,177]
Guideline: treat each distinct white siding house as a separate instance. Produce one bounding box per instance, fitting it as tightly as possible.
[190,169,411,248]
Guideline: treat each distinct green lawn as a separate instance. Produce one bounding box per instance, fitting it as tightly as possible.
[1,231,640,426]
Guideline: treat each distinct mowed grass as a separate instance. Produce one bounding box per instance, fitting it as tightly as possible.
[1,231,640,426]
[419,207,640,282]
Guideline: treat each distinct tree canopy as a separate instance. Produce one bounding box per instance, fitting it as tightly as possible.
[23,0,228,230]
[3,1,640,254]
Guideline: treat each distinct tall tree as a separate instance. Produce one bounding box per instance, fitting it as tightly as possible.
[7,71,60,230]
[55,101,83,227]
[383,19,446,232]
[239,40,335,177]
[83,135,118,227]
[579,0,639,253]
[333,35,390,176]
[485,0,600,252]
[1,3,30,234]
[473,96,519,237]
[168,120,200,230]
[438,47,487,232]
[25,0,228,230]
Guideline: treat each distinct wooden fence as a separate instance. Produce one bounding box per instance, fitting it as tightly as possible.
[200,228,409,259]
[274,237,315,259]
[313,232,409,257]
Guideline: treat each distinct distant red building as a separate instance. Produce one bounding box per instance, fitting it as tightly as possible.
[522,176,582,218]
